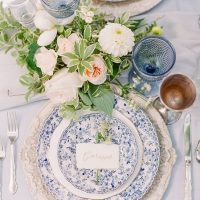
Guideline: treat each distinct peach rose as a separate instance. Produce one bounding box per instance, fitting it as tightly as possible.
[84,56,107,85]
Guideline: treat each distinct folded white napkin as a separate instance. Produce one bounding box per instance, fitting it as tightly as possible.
[76,143,120,170]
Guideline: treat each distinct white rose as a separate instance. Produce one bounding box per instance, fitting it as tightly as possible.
[45,69,84,104]
[84,56,107,85]
[35,47,57,76]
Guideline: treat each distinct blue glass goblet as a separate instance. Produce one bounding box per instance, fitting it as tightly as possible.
[131,36,176,82]
[40,0,80,24]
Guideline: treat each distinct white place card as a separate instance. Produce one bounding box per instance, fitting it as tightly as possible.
[76,143,119,170]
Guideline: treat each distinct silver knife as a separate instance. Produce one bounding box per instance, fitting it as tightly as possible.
[184,113,192,200]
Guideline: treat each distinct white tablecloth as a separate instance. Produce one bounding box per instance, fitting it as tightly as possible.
[0,1,200,200]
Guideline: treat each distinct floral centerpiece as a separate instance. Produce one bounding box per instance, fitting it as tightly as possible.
[0,1,163,118]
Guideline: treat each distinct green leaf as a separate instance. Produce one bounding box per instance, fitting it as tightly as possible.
[79,63,85,75]
[64,28,72,37]
[79,39,87,59]
[120,58,131,70]
[96,42,103,51]
[120,12,130,24]
[83,81,90,93]
[64,52,79,60]
[110,56,121,63]
[84,24,92,41]
[81,60,92,70]
[74,42,80,56]
[19,74,34,86]
[79,92,92,106]
[89,84,101,97]
[114,12,130,25]
[67,97,79,109]
[59,104,76,119]
[57,25,64,33]
[105,56,113,75]
[83,43,96,59]
[90,88,114,116]
[68,65,77,73]
[67,59,80,68]
[26,42,42,76]
[86,56,95,62]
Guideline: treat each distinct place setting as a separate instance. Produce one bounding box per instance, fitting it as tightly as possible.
[0,0,199,200]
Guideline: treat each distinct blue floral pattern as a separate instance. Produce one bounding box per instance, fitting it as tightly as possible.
[57,113,138,194]
[36,96,160,200]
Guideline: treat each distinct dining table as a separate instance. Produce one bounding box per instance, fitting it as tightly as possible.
[0,0,200,199]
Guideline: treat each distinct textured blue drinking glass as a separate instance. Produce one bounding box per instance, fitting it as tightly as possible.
[41,0,80,23]
[131,36,176,81]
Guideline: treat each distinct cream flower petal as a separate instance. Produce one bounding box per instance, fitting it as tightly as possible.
[37,28,57,47]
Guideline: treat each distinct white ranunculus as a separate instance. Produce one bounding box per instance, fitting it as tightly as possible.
[45,69,84,104]
[35,47,57,76]
[34,10,56,31]
[84,56,107,85]
[37,28,57,46]
[98,23,135,57]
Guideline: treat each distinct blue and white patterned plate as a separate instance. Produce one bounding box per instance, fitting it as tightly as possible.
[37,96,160,200]
[47,109,143,199]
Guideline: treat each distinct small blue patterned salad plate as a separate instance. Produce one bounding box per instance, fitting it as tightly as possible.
[37,95,160,200]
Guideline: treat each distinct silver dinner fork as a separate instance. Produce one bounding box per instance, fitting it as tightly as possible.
[7,112,18,194]
[0,138,5,200]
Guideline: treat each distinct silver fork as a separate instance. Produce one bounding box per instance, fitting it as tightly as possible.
[0,138,5,200]
[7,112,18,194]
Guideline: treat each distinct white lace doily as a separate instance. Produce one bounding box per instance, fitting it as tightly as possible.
[20,89,176,200]
[91,0,162,17]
